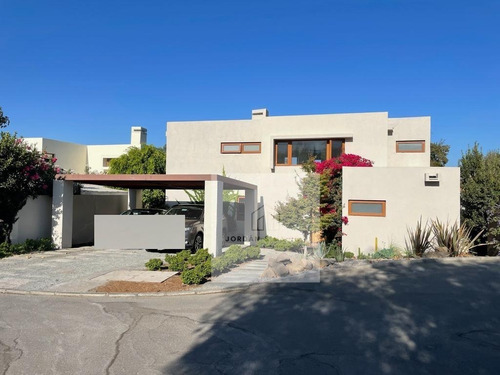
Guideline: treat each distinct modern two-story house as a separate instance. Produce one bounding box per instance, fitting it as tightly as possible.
[165,109,460,253]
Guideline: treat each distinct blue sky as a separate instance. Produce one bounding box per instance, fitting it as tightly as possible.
[1,0,499,166]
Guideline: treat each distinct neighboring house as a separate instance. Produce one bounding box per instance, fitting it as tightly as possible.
[11,127,146,244]
[165,109,460,253]
[24,126,147,173]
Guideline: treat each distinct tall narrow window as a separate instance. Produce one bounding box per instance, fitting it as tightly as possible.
[348,200,386,217]
[396,140,425,153]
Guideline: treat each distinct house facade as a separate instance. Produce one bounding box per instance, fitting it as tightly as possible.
[24,126,147,174]
[166,109,460,253]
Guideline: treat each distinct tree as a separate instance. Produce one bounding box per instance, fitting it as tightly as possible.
[0,106,10,128]
[459,143,500,255]
[108,145,166,208]
[430,140,450,167]
[0,132,58,243]
[273,171,321,242]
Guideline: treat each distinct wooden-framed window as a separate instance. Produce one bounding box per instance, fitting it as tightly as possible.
[396,140,425,153]
[348,200,386,217]
[275,139,344,166]
[221,142,261,154]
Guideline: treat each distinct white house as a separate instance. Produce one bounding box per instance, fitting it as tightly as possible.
[165,109,460,253]
[11,127,147,244]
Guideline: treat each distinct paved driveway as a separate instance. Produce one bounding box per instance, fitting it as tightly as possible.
[0,247,165,292]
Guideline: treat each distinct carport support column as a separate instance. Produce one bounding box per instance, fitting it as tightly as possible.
[128,189,143,209]
[204,180,223,257]
[244,188,258,246]
[52,180,73,249]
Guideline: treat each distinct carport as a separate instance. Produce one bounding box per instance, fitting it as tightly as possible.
[52,174,258,257]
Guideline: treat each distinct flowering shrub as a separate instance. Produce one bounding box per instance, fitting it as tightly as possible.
[0,132,59,243]
[314,154,373,244]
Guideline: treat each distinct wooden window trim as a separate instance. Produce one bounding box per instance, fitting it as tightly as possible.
[348,200,386,217]
[221,143,242,154]
[396,140,425,153]
[241,142,261,154]
[275,139,345,166]
[221,142,261,154]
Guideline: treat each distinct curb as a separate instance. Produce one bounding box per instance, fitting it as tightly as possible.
[0,285,252,298]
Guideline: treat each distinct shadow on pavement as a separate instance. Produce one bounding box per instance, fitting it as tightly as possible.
[165,258,500,374]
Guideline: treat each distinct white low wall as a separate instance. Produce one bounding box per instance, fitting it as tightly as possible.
[72,194,128,246]
[342,167,460,254]
[11,196,52,244]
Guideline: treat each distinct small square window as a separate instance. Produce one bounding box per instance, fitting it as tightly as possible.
[221,143,241,153]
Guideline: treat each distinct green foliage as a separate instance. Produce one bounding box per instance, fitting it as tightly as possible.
[0,238,55,258]
[273,238,305,252]
[459,144,500,255]
[344,251,355,259]
[211,256,232,274]
[181,267,206,285]
[405,218,433,257]
[191,248,212,265]
[432,219,483,257]
[257,236,280,249]
[373,248,398,259]
[145,258,163,271]
[224,245,247,263]
[166,250,191,272]
[245,246,261,259]
[0,132,58,243]
[312,241,328,259]
[211,245,260,275]
[430,140,450,167]
[108,145,166,208]
[0,106,9,129]
[326,242,344,262]
[273,171,321,242]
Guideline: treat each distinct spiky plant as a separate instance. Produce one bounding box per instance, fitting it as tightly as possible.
[405,218,433,257]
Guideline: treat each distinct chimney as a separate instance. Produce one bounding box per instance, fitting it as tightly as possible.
[131,126,147,146]
[252,108,269,119]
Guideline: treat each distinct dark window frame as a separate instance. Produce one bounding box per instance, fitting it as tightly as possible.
[274,138,345,166]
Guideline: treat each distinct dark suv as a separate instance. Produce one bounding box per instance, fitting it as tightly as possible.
[166,204,227,251]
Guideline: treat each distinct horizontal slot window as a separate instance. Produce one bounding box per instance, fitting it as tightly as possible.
[348,200,386,217]
[396,140,425,153]
[221,142,261,154]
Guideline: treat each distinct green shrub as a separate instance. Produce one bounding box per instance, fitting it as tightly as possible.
[357,253,372,260]
[181,268,205,285]
[373,248,396,259]
[0,242,11,258]
[166,250,191,272]
[344,251,355,259]
[246,246,261,259]
[257,236,279,248]
[224,245,246,263]
[405,218,433,257]
[197,259,212,278]
[211,256,231,274]
[191,248,212,265]
[432,219,482,257]
[38,238,56,251]
[326,242,344,261]
[145,258,163,271]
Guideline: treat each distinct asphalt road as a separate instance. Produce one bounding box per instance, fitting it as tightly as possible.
[1,257,499,374]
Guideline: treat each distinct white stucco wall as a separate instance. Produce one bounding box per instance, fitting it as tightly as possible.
[24,138,88,173]
[11,196,52,244]
[342,167,460,254]
[86,144,134,173]
[387,117,430,167]
[166,111,391,174]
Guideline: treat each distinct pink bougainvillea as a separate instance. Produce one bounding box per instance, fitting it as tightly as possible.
[315,154,373,175]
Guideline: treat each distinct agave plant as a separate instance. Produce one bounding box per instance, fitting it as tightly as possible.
[432,219,483,257]
[313,241,329,259]
[405,218,433,257]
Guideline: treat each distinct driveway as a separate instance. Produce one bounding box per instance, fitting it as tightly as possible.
[0,257,499,374]
[0,247,165,292]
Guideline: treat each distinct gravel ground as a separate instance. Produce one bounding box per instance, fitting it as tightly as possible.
[0,247,167,291]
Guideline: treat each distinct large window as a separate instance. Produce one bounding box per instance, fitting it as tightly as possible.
[348,200,386,217]
[221,142,261,154]
[275,139,344,166]
[396,140,425,153]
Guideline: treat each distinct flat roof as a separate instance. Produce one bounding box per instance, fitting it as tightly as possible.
[55,174,257,190]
